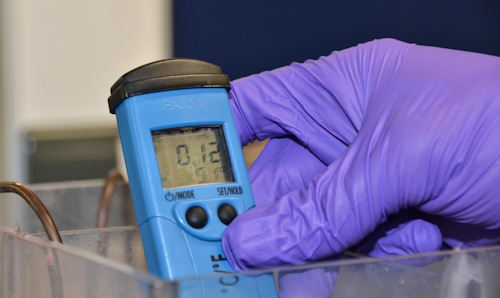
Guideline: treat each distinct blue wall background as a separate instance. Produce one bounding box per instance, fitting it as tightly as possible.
[174,0,500,80]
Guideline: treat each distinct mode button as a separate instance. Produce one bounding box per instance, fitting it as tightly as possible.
[186,206,208,229]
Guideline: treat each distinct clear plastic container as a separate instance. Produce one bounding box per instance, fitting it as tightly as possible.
[0,179,135,234]
[2,179,500,297]
[34,226,148,271]
[3,223,500,298]
[0,227,173,298]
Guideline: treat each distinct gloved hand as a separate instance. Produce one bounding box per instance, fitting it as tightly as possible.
[221,38,500,271]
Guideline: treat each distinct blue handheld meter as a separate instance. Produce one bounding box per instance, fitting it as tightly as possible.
[109,59,276,297]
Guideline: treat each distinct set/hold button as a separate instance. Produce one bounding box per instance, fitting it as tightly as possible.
[218,203,237,225]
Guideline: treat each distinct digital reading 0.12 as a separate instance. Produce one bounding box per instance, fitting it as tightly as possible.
[152,126,235,189]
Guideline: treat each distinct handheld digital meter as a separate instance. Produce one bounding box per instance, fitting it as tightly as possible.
[109,59,276,297]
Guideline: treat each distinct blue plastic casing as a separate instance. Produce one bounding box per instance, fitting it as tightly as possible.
[109,59,277,297]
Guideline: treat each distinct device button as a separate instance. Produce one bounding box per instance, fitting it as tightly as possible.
[186,206,208,229]
[218,203,238,225]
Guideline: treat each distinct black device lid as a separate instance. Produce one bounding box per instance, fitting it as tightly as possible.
[108,58,230,114]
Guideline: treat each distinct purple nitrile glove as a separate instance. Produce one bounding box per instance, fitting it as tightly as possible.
[222,38,500,271]
[247,136,443,256]
[242,136,443,297]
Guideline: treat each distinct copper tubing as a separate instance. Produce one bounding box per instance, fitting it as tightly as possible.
[0,181,62,243]
[96,169,128,229]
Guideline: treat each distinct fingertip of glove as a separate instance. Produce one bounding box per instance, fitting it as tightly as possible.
[411,219,443,253]
[222,204,290,271]
[359,219,443,257]
[222,230,246,272]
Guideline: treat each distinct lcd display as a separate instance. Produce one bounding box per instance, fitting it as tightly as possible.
[152,126,234,189]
